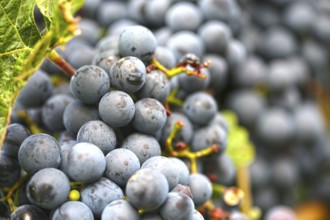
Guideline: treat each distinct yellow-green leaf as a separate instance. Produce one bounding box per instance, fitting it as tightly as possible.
[0,0,84,147]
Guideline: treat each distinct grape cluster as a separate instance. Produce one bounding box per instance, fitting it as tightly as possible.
[2,0,330,219]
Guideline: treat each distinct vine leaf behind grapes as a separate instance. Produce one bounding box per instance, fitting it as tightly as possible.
[0,0,84,147]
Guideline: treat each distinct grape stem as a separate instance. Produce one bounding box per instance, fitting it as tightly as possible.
[165,121,219,173]
[3,174,30,212]
[48,50,76,77]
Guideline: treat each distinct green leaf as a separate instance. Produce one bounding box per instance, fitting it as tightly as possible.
[0,0,84,147]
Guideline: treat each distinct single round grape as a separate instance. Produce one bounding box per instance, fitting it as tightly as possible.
[97,1,126,27]
[81,177,124,217]
[101,199,139,220]
[208,112,229,133]
[267,60,295,92]
[226,39,247,69]
[105,149,141,187]
[183,91,218,126]
[198,0,241,22]
[198,20,232,54]
[0,153,21,188]
[63,99,100,134]
[189,173,212,206]
[10,205,48,220]
[126,168,169,211]
[160,192,195,220]
[26,168,70,209]
[0,200,10,219]
[171,184,193,198]
[70,65,110,104]
[141,156,180,190]
[249,157,271,188]
[2,123,30,158]
[41,94,74,131]
[272,157,300,189]
[76,18,100,46]
[137,69,171,102]
[144,0,172,27]
[118,25,157,63]
[18,133,61,174]
[65,42,96,69]
[77,120,117,155]
[51,201,94,220]
[99,90,135,128]
[66,142,106,183]
[109,56,147,93]
[96,35,119,52]
[190,209,205,220]
[165,2,202,32]
[17,70,53,108]
[121,133,161,164]
[132,98,167,135]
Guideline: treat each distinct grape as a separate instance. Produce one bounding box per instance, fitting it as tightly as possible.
[0,153,21,188]
[225,89,266,128]
[183,91,218,126]
[52,201,94,220]
[63,99,100,134]
[80,0,101,19]
[268,60,295,92]
[254,187,279,212]
[118,25,157,63]
[77,120,117,154]
[154,27,172,46]
[26,168,70,209]
[259,27,297,59]
[127,0,147,25]
[17,70,53,108]
[272,157,300,190]
[121,133,161,164]
[132,98,167,135]
[109,56,147,93]
[283,2,315,34]
[171,184,193,198]
[233,55,266,88]
[41,94,74,131]
[0,200,10,219]
[126,168,169,210]
[18,133,61,174]
[105,149,140,187]
[2,123,30,158]
[165,2,202,32]
[264,206,297,220]
[144,0,172,28]
[141,156,180,190]
[251,3,281,29]
[228,211,249,220]
[249,157,271,188]
[98,90,135,128]
[101,199,139,220]
[189,173,212,206]
[226,39,247,70]
[160,192,195,220]
[10,205,48,220]
[256,108,295,148]
[293,103,326,144]
[314,13,330,44]
[169,157,190,186]
[198,20,232,54]
[76,18,100,46]
[190,209,205,220]
[96,1,127,27]
[208,112,229,133]
[70,65,110,104]
[137,69,171,102]
[81,177,124,217]
[178,68,210,94]
[166,31,205,60]
[58,131,76,145]
[66,142,106,183]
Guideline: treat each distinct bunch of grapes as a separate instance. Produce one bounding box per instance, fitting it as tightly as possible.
[1,0,330,219]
